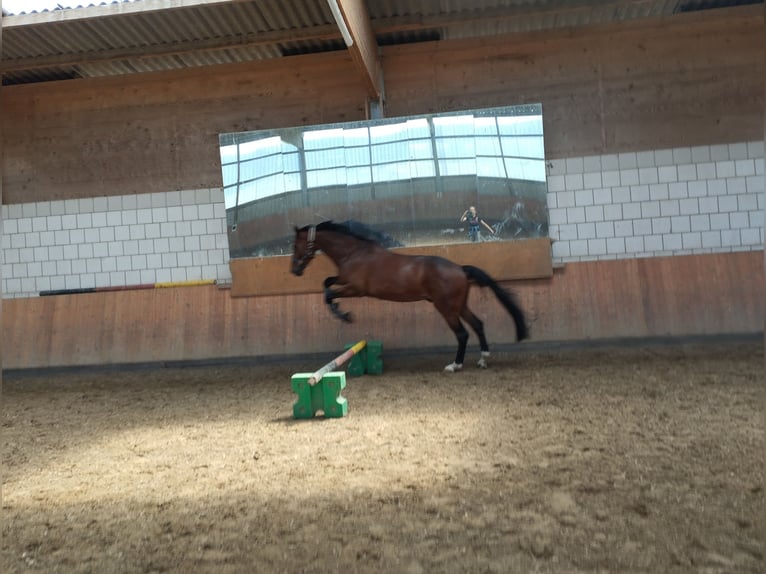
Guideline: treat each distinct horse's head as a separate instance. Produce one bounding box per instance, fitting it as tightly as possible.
[291,225,316,276]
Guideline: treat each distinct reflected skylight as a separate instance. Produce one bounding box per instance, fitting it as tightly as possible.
[219,106,545,208]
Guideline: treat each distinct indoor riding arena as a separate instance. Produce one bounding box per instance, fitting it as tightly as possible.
[1,2,763,573]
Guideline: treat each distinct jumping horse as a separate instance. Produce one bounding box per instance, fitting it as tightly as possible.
[291,221,528,372]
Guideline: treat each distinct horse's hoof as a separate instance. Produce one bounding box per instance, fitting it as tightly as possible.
[478,351,490,369]
[444,362,463,373]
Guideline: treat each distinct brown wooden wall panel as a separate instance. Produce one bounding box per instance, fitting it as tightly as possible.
[4,251,762,370]
[1,54,369,202]
[1,6,762,204]
[382,6,764,157]
[229,238,553,297]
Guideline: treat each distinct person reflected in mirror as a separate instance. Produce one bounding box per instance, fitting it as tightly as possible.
[460,205,496,242]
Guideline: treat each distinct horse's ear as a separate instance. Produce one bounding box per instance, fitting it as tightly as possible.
[294,225,300,233]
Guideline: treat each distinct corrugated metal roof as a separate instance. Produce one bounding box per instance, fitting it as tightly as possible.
[1,0,761,86]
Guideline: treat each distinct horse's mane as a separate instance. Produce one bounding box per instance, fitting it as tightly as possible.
[316,221,373,243]
[302,220,402,248]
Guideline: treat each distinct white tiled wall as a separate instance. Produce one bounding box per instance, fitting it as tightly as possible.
[2,142,763,297]
[547,140,764,262]
[2,188,232,299]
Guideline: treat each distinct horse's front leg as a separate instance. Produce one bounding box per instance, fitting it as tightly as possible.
[323,276,353,323]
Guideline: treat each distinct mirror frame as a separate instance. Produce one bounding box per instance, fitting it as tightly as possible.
[219,104,553,296]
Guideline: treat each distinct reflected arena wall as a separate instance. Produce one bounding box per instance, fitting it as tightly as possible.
[226,176,547,257]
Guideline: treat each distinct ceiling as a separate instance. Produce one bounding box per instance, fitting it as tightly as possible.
[1,0,761,87]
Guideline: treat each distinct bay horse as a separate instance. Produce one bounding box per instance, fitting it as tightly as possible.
[291,221,528,372]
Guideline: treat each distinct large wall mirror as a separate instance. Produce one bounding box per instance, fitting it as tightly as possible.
[219,104,548,259]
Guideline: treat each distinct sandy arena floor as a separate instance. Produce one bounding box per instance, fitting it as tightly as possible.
[2,340,763,573]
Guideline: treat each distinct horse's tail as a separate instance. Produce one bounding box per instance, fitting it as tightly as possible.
[462,265,529,341]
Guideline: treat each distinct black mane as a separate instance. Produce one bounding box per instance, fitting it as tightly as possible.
[317,221,373,242]
[302,220,403,248]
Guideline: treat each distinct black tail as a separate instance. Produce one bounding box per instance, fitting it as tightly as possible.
[463,265,529,341]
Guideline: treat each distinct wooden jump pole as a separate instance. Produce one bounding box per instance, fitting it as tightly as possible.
[308,340,367,386]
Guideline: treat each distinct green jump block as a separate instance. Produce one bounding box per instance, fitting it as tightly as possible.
[291,372,348,419]
[346,346,366,377]
[365,340,384,375]
[345,340,383,377]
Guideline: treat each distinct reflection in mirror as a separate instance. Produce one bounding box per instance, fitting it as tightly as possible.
[219,104,548,258]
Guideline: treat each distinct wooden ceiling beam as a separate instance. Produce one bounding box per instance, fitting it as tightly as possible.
[328,0,383,100]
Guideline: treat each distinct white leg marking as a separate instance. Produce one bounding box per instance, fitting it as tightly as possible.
[444,362,463,373]
[478,351,490,369]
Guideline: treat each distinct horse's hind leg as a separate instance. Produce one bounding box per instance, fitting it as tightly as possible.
[438,310,469,373]
[323,277,352,323]
[461,307,490,368]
